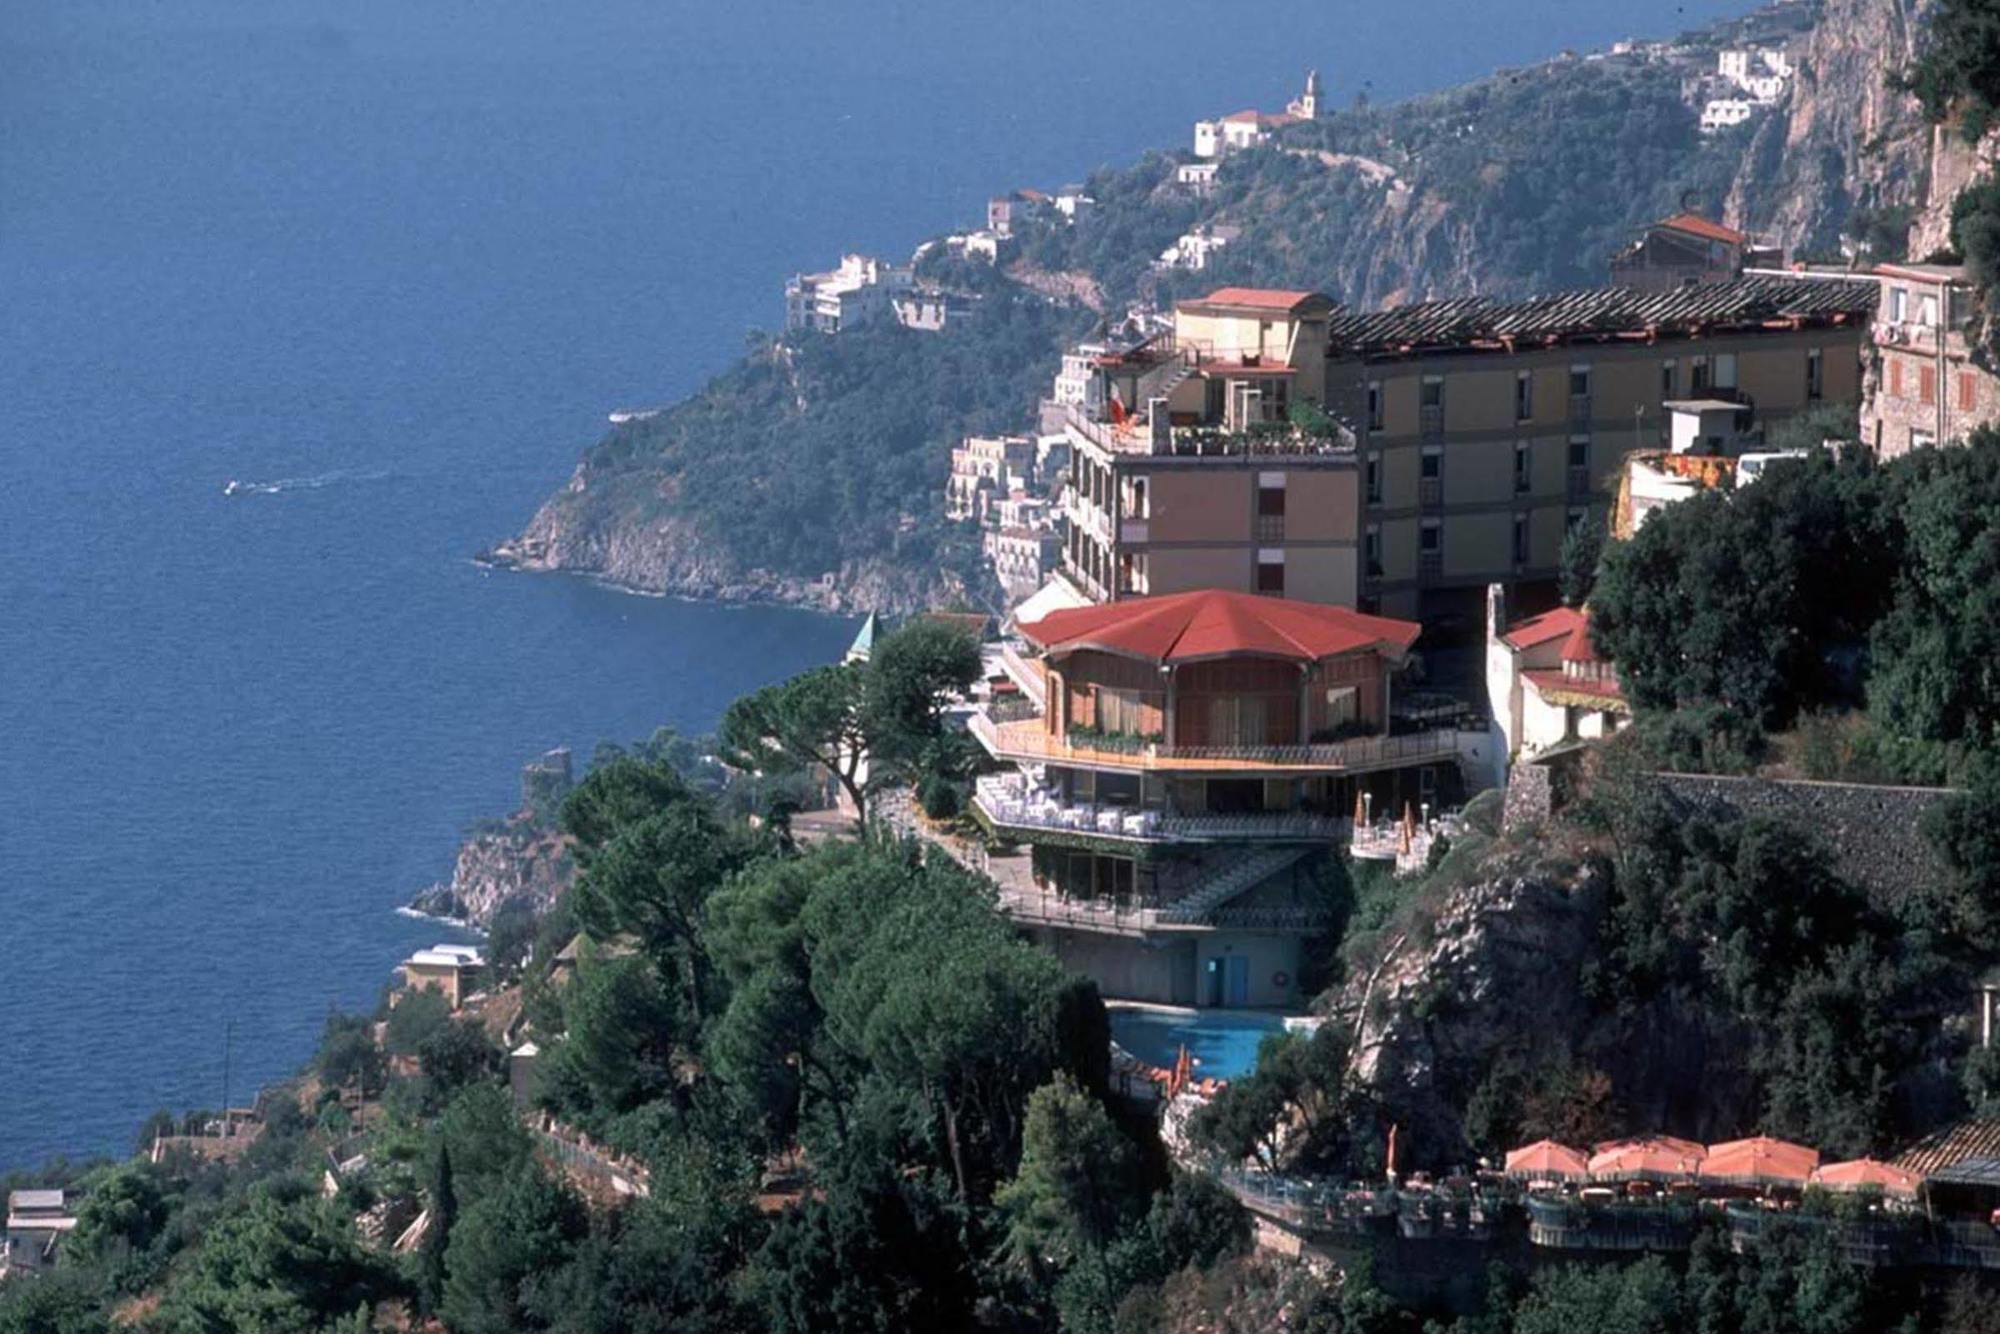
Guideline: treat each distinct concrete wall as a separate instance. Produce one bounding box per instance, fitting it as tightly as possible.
[1194,933,1302,1008]
[1150,471,1252,542]
[1028,928,1197,1006]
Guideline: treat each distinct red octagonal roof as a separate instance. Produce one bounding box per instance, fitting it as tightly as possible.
[1019,589,1420,666]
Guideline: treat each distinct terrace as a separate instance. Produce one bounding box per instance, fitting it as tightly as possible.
[970,709,1464,775]
[973,771,1350,845]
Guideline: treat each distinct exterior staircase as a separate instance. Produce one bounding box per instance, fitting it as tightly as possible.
[1156,847,1308,926]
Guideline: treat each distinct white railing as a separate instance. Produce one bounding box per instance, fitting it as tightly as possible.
[974,777,1348,845]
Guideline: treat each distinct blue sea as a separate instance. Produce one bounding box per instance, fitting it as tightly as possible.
[0,0,1753,1170]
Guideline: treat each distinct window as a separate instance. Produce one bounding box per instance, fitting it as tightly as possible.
[1960,371,1978,412]
[1325,686,1358,728]
[1419,521,1441,553]
[1363,525,1381,575]
[1256,549,1285,595]
[1420,448,1442,479]
[1208,696,1270,748]
[1366,381,1384,431]
[1691,357,1711,393]
[1920,292,1939,328]
[1912,429,1937,451]
[1890,287,1908,323]
[1889,358,1904,398]
[1421,377,1445,409]
[1660,359,1677,399]
[1513,441,1531,494]
[1515,371,1533,422]
[1569,365,1592,398]
[1096,687,1146,734]
[1257,484,1286,516]
[1714,353,1738,390]
[1807,348,1824,401]
[1920,364,1937,406]
[1364,452,1382,504]
[1512,513,1529,565]
[1567,438,1589,468]
[1566,507,1587,534]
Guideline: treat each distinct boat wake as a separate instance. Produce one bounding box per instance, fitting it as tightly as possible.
[223,468,391,497]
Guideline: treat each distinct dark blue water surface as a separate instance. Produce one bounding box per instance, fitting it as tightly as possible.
[0,0,1752,1169]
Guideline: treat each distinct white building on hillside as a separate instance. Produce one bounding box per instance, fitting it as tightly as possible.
[785,254,912,334]
[1155,223,1241,273]
[1700,98,1755,133]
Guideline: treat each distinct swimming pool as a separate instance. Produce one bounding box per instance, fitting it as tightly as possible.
[1107,1006,1295,1081]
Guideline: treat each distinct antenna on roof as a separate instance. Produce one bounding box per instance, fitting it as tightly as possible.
[221,1018,233,1137]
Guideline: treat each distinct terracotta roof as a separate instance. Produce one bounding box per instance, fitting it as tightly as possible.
[1701,1136,1819,1185]
[1184,287,1326,313]
[1504,1139,1589,1180]
[1501,605,1583,651]
[1019,589,1421,666]
[1659,212,1749,246]
[1561,613,1600,665]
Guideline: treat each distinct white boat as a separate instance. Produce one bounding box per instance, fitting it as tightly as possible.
[223,479,242,496]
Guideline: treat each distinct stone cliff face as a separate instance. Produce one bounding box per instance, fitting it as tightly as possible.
[409,819,575,930]
[490,466,964,615]
[1338,858,1605,1156]
[1724,0,1933,253]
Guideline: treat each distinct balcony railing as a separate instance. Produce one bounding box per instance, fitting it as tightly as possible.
[970,712,1465,774]
[974,776,1350,844]
[1255,514,1285,542]
[1568,393,1592,427]
[1418,477,1443,508]
[1567,465,1593,498]
[1418,552,1443,581]
[1419,404,1444,441]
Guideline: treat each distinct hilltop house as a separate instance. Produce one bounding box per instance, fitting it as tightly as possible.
[2,1190,76,1277]
[972,589,1473,1008]
[1609,213,1778,291]
[1192,70,1319,159]
[1864,263,2000,457]
[399,943,485,1009]
[784,254,912,334]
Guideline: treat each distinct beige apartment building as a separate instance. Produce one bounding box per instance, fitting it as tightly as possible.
[1321,280,1873,619]
[1060,289,1359,607]
[1058,282,1872,621]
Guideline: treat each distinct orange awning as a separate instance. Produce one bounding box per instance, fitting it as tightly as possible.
[1505,1139,1590,1181]
[1701,1136,1819,1186]
[1809,1158,1921,1198]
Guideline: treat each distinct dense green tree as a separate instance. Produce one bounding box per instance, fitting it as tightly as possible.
[744,1171,977,1334]
[486,894,539,974]
[1592,452,1895,730]
[313,1010,385,1099]
[419,1142,457,1316]
[860,619,983,782]
[441,1165,587,1334]
[1558,515,1605,607]
[1869,433,2000,748]
[995,1075,1143,1281]
[64,1160,174,1272]
[559,752,694,855]
[719,665,872,826]
[0,1269,112,1334]
[418,1018,502,1112]
[538,954,681,1122]
[153,1186,395,1334]
[384,986,452,1057]
[1190,1025,1351,1172]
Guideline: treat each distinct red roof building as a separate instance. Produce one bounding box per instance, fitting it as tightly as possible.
[1486,589,1627,763]
[1021,588,1419,667]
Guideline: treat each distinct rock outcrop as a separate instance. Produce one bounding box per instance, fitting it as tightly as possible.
[1337,856,1606,1157]
[407,819,575,930]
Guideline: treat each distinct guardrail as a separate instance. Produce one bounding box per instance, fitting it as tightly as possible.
[972,713,1465,774]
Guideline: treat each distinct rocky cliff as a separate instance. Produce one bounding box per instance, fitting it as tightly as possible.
[408,818,576,930]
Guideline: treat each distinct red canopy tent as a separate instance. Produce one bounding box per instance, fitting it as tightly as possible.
[1588,1138,1704,1182]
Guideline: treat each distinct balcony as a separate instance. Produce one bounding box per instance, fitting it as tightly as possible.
[974,774,1350,845]
[1566,465,1593,499]
[1418,551,1443,581]
[1255,514,1285,543]
[969,711,1465,775]
[1419,404,1444,441]
[1418,477,1443,508]
[1568,394,1592,428]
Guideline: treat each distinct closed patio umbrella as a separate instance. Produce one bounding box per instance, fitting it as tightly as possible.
[1701,1136,1819,1188]
[1808,1158,1920,1198]
[1504,1139,1590,1182]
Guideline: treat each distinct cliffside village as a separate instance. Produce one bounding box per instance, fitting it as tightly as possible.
[21,40,2000,1295]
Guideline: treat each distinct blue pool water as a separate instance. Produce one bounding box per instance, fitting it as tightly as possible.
[1109,1007,1293,1082]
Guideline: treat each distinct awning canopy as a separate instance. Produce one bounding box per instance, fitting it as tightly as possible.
[1809,1158,1922,1198]
[1019,588,1422,667]
[1504,1139,1590,1181]
[1701,1136,1819,1186]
